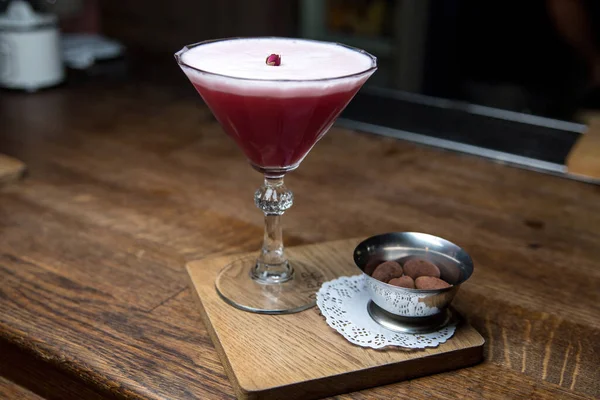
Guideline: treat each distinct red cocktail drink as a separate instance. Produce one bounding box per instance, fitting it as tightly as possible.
[192,83,361,169]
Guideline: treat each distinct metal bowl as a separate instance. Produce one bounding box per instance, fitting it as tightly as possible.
[353,232,474,333]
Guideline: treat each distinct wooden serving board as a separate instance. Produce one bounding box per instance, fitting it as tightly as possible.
[187,239,484,400]
[0,154,26,185]
[567,112,600,181]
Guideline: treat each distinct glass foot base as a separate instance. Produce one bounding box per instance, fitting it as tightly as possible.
[215,255,328,314]
[367,301,456,334]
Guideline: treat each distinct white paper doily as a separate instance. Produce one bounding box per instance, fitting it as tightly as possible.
[316,275,457,349]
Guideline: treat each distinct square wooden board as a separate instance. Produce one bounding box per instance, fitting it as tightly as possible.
[187,239,484,400]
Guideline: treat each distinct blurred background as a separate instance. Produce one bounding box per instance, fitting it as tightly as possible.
[2,0,599,180]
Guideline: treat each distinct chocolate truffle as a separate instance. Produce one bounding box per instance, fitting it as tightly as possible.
[389,275,415,289]
[371,261,403,283]
[415,276,451,290]
[364,259,384,276]
[403,258,441,279]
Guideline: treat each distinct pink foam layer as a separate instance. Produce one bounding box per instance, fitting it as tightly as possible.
[177,38,376,98]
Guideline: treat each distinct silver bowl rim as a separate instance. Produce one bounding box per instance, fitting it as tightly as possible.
[353,231,474,294]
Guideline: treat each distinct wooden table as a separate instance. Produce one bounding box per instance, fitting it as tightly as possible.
[0,75,598,399]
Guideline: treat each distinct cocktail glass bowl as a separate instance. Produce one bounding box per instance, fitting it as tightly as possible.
[176,37,377,314]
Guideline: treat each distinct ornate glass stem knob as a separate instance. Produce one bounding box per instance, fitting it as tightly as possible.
[253,176,294,283]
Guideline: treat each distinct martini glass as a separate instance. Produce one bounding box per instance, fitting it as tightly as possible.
[176,37,376,314]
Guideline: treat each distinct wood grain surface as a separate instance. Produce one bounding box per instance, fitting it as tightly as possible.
[0,73,599,399]
[187,239,484,400]
[0,377,44,400]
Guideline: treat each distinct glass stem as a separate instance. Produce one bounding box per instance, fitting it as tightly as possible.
[253,176,294,283]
